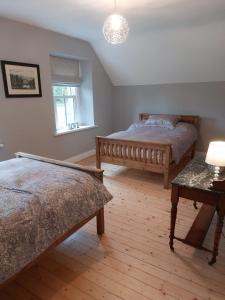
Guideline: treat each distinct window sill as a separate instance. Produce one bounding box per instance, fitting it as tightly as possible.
[54,125,98,136]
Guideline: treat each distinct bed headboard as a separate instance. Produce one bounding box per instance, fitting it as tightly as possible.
[139,113,200,129]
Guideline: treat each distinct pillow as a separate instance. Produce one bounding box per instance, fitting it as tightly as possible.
[128,120,146,130]
[145,114,181,129]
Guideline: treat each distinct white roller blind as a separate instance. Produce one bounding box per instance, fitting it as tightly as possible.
[50,56,81,85]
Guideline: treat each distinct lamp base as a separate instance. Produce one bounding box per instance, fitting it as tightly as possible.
[214,166,221,180]
[208,166,221,188]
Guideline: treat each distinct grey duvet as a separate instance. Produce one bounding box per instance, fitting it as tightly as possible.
[0,155,112,284]
[108,122,198,164]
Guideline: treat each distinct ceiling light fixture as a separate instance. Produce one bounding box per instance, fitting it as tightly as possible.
[103,0,129,45]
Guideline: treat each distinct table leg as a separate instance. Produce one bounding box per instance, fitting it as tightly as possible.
[209,201,224,265]
[193,201,198,209]
[170,185,179,251]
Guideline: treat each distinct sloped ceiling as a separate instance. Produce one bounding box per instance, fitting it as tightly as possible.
[0,0,225,85]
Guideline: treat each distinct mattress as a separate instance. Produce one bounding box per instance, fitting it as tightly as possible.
[0,155,112,284]
[107,122,198,164]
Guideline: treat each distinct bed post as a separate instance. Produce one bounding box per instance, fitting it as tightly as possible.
[191,142,196,159]
[95,161,104,235]
[164,172,170,189]
[96,208,105,235]
[164,145,172,189]
[96,136,101,169]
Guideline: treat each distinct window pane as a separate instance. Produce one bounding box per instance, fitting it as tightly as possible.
[60,86,77,96]
[55,98,66,130]
[65,98,75,124]
[53,86,63,96]
[62,86,71,96]
[53,84,80,133]
[70,87,76,95]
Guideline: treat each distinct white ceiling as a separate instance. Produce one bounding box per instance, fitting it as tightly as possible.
[0,0,225,86]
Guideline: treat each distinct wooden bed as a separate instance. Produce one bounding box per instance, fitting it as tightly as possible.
[96,113,200,189]
[0,153,106,289]
[0,208,104,290]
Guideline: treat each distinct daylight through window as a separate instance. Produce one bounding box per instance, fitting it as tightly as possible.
[50,55,95,134]
[53,85,79,133]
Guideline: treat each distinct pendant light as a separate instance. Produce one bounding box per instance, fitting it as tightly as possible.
[103,0,129,45]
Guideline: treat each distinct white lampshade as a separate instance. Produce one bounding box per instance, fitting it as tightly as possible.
[205,141,225,167]
[103,14,129,45]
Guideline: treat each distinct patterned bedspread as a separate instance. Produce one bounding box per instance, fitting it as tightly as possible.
[0,155,112,284]
[108,122,198,164]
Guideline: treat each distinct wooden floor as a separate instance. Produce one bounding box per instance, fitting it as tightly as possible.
[1,155,225,300]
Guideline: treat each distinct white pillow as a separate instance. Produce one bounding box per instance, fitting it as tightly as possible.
[145,115,181,129]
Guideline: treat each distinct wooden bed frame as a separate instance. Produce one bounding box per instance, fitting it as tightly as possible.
[96,113,200,189]
[0,154,105,289]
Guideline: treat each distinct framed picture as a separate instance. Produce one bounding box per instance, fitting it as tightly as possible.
[1,60,42,98]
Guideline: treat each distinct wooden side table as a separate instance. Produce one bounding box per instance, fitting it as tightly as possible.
[169,154,225,265]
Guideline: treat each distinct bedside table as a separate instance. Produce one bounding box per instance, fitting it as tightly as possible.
[169,154,225,265]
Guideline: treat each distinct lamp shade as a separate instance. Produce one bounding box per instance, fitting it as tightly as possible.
[103,14,129,45]
[205,141,225,167]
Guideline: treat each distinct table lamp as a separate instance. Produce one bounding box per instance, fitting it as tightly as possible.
[205,141,225,178]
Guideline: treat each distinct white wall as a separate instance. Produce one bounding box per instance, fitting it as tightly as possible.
[0,17,224,161]
[0,17,113,161]
[113,82,225,151]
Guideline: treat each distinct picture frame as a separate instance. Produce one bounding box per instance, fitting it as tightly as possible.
[1,60,42,98]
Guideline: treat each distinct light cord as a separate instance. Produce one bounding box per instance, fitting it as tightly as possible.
[114,0,117,11]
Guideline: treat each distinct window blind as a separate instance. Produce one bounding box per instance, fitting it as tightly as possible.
[50,56,81,85]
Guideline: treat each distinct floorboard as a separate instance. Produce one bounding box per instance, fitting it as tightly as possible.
[2,155,225,300]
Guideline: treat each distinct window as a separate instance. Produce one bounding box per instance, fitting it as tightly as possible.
[53,84,79,133]
[50,55,95,135]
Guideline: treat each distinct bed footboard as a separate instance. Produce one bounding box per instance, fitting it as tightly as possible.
[96,136,172,188]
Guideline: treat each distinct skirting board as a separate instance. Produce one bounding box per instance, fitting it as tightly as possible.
[66,149,95,163]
